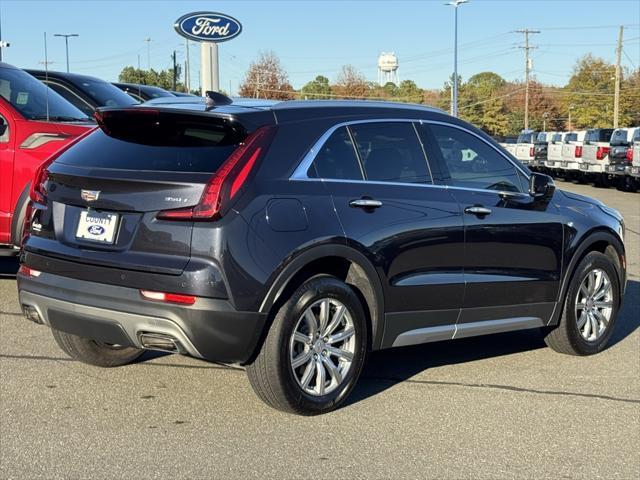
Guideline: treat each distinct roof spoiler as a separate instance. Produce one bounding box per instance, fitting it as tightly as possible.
[205,91,233,111]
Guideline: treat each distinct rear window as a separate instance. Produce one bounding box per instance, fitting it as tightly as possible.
[57,126,239,173]
[517,132,536,144]
[587,129,614,143]
[610,129,629,146]
[350,122,431,184]
[551,133,562,143]
[564,133,577,143]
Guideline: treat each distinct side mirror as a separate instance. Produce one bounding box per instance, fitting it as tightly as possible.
[529,172,555,200]
[0,118,7,137]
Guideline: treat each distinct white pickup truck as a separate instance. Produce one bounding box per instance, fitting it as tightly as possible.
[515,130,539,166]
[580,128,615,181]
[560,131,586,177]
[605,127,640,176]
[545,132,566,172]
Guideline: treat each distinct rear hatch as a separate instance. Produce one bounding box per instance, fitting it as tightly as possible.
[608,129,631,166]
[26,107,273,275]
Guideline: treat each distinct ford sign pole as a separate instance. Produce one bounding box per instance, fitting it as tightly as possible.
[174,12,242,96]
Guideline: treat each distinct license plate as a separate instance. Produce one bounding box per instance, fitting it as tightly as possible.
[547,161,556,167]
[75,210,119,244]
[633,167,640,175]
[580,164,589,170]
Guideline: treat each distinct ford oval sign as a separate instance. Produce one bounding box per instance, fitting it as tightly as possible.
[88,225,105,236]
[174,12,242,43]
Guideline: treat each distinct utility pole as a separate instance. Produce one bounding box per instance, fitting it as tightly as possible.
[172,50,177,91]
[516,29,540,131]
[185,39,190,93]
[53,33,79,72]
[613,25,624,128]
[445,0,469,118]
[144,37,152,70]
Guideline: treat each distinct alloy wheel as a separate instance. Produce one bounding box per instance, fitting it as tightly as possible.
[289,298,356,396]
[575,268,613,342]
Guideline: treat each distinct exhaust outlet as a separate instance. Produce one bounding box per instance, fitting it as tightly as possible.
[22,304,43,324]
[138,332,183,353]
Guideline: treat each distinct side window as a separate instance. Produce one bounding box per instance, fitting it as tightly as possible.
[0,114,9,143]
[307,126,363,180]
[429,124,525,193]
[46,82,94,117]
[349,122,431,184]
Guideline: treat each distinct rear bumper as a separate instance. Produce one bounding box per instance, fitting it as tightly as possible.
[17,272,267,364]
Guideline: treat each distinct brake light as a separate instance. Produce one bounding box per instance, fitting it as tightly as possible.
[18,266,42,278]
[157,125,277,221]
[29,128,96,204]
[575,146,582,158]
[140,290,196,305]
[529,147,534,157]
[627,148,634,163]
[596,146,610,160]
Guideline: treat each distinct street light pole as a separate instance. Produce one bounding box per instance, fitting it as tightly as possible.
[53,33,79,72]
[445,0,468,117]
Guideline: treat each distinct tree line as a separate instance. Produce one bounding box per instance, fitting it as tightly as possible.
[119,50,640,135]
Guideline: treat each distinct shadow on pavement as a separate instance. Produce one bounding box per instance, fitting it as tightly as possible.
[0,257,19,277]
[349,279,640,406]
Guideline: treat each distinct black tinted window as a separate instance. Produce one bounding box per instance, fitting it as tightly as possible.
[57,128,238,173]
[0,66,89,121]
[610,129,629,146]
[308,127,363,180]
[350,122,431,184]
[429,124,524,193]
[46,82,94,117]
[565,133,577,143]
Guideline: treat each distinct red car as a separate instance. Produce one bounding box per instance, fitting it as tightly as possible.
[0,62,93,255]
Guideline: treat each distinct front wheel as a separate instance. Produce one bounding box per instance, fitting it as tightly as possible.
[246,276,368,415]
[545,252,620,356]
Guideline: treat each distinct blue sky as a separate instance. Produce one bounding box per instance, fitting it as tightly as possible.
[1,0,638,94]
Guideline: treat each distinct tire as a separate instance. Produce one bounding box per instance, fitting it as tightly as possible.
[545,251,620,356]
[246,276,368,415]
[51,328,144,367]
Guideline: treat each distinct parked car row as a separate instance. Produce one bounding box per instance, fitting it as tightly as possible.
[499,127,640,191]
[0,61,196,255]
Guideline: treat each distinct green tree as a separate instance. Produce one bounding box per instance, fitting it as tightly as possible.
[300,75,332,99]
[382,81,398,98]
[397,80,423,103]
[118,65,183,91]
[458,72,509,135]
[563,54,616,128]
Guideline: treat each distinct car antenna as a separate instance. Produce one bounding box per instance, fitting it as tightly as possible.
[204,90,232,111]
[43,31,49,122]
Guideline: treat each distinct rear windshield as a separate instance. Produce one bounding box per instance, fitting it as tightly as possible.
[551,133,562,143]
[564,133,578,143]
[586,129,614,143]
[610,129,629,146]
[536,132,549,143]
[517,132,536,144]
[56,127,240,172]
[0,66,89,121]
[75,79,139,107]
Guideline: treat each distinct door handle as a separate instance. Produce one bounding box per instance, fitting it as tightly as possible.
[349,198,383,209]
[464,205,492,216]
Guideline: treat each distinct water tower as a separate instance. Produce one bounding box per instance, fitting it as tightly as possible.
[378,52,399,85]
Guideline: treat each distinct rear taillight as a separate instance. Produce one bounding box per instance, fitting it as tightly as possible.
[529,147,534,157]
[157,125,277,221]
[18,265,42,278]
[596,146,610,160]
[627,148,634,163]
[29,128,96,204]
[575,146,582,158]
[140,290,196,305]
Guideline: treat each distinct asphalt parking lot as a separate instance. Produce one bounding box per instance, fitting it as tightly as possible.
[1,181,638,480]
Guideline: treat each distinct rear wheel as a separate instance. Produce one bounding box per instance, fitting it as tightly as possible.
[545,252,620,355]
[51,328,143,367]
[246,276,367,415]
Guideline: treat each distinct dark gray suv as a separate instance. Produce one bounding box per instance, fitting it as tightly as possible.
[18,99,626,415]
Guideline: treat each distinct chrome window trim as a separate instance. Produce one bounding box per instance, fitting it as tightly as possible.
[290,117,531,186]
